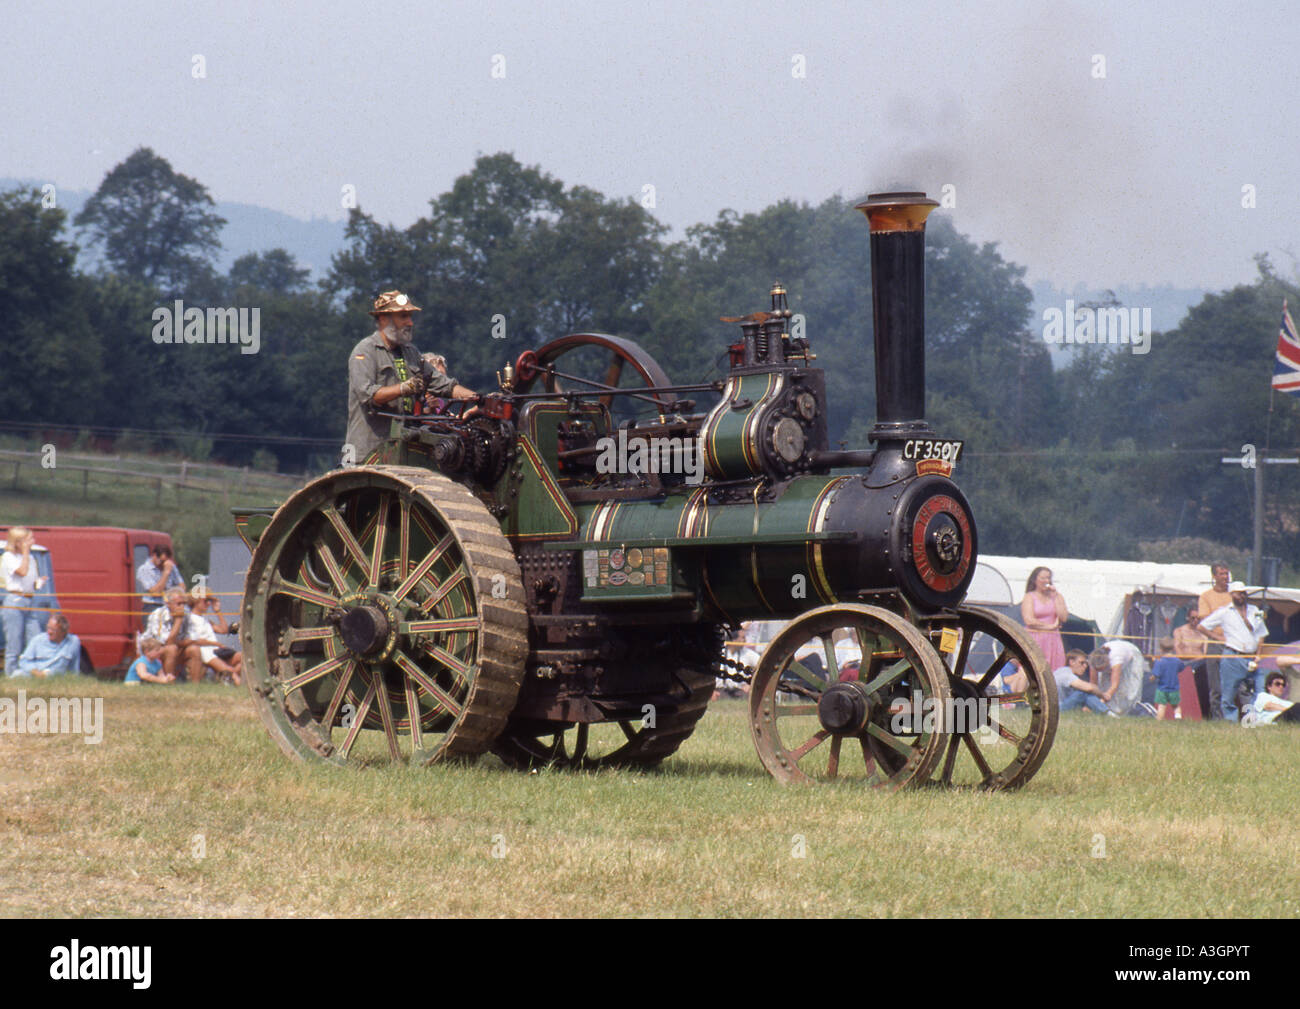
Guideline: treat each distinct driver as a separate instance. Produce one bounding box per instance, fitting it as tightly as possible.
[346,289,476,461]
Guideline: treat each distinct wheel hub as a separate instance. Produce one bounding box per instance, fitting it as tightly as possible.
[926,514,962,571]
[339,605,389,654]
[336,592,401,661]
[950,674,992,732]
[818,681,873,734]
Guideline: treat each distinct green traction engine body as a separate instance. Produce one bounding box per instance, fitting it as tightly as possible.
[234,192,1057,788]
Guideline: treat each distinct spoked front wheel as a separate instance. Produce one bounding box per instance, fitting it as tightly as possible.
[922,605,1058,790]
[749,604,951,790]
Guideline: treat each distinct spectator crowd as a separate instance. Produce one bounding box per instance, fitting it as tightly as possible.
[7,527,1299,731]
[1,532,243,685]
[1020,561,1298,726]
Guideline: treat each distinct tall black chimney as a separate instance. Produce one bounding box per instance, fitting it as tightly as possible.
[854,192,938,443]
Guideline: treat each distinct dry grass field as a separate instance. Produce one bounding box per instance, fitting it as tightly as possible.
[3,677,1298,918]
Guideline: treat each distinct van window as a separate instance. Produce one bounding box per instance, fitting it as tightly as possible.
[134,544,151,578]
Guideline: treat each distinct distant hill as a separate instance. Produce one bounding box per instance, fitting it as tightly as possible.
[1029,280,1208,333]
[1,177,347,281]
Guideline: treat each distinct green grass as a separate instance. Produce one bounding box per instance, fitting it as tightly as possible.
[0,441,303,576]
[3,679,1297,917]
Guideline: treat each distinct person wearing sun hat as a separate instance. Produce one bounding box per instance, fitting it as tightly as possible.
[1198,580,1269,721]
[345,289,476,461]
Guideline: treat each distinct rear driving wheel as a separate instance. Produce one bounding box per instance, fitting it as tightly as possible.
[240,466,528,766]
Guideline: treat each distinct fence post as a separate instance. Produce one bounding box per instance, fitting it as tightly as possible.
[11,461,18,489]
[155,478,162,507]
[82,468,89,499]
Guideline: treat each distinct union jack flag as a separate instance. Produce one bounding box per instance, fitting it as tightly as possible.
[1274,300,1300,397]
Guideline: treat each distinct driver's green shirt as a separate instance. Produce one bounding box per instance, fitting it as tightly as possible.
[346,331,458,461]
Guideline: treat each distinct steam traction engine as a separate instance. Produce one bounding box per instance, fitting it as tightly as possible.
[234,193,1058,789]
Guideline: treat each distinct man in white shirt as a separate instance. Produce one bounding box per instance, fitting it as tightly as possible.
[1250,672,1298,725]
[1088,639,1146,715]
[145,588,211,683]
[1198,581,1268,721]
[189,592,242,685]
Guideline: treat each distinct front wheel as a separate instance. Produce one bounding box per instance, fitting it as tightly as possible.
[749,603,952,790]
[922,606,1058,790]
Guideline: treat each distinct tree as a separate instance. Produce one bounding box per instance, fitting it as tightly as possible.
[229,249,310,294]
[643,198,873,441]
[328,153,665,388]
[74,147,225,292]
[641,198,1039,450]
[0,188,101,419]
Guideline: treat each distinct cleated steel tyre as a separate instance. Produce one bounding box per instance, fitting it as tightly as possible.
[239,466,528,766]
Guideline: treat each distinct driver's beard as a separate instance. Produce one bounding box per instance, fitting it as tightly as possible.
[383,321,412,346]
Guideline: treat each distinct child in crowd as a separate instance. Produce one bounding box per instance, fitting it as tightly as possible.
[1149,637,1182,720]
[124,636,175,685]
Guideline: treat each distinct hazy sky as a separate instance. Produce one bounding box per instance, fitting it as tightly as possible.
[5,0,1297,290]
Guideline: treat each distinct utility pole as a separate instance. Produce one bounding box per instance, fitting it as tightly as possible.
[1219,449,1299,580]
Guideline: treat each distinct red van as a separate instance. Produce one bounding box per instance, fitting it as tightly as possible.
[0,525,174,676]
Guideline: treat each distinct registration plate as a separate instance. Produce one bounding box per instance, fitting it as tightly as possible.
[902,438,964,463]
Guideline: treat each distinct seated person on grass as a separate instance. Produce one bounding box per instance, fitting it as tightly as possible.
[145,588,208,683]
[124,637,175,685]
[1055,650,1114,715]
[1149,637,1183,720]
[1252,672,1300,725]
[188,592,243,685]
[15,613,82,678]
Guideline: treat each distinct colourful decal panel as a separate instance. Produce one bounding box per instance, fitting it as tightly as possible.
[582,546,676,600]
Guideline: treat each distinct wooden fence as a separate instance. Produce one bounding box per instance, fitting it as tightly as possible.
[0,449,304,507]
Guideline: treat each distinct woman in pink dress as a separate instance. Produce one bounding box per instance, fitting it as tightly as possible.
[1020,566,1068,672]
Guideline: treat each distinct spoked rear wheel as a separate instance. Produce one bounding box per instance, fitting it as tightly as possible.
[491,675,711,771]
[240,466,528,766]
[493,629,720,770]
[922,605,1058,790]
[749,604,951,790]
